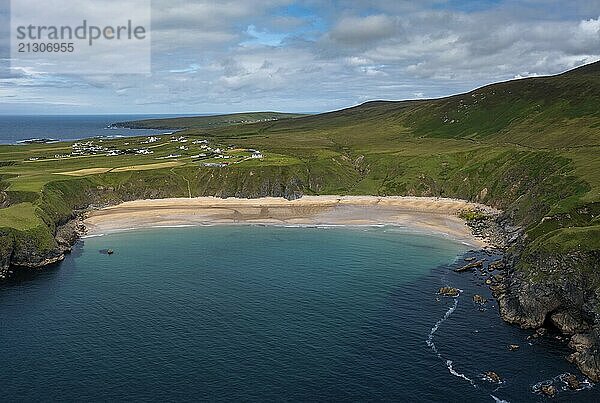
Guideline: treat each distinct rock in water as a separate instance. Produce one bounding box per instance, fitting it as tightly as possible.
[540,384,557,397]
[473,294,487,304]
[508,344,520,351]
[454,259,486,273]
[438,287,460,297]
[488,260,505,271]
[484,371,502,383]
[564,373,582,390]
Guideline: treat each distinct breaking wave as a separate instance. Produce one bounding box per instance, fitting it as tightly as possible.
[426,292,476,388]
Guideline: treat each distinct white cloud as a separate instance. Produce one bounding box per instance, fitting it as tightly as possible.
[329,14,399,44]
[1,1,600,113]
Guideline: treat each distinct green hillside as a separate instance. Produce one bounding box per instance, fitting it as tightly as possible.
[113,112,306,130]
[0,62,599,282]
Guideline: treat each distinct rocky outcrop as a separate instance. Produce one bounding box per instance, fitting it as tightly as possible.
[454,259,485,272]
[55,219,86,252]
[497,274,563,328]
[483,371,502,383]
[568,331,600,382]
[550,310,591,335]
[0,215,86,280]
[0,230,14,279]
[467,212,600,382]
[438,286,460,297]
[564,373,583,390]
[539,384,557,398]
[496,248,600,381]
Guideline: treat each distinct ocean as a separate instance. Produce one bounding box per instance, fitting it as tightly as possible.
[0,226,596,402]
[0,114,192,144]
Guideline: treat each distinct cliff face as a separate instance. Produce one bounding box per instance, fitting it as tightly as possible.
[0,219,85,279]
[498,248,600,380]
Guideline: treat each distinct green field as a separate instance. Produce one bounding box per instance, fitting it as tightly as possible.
[0,62,599,279]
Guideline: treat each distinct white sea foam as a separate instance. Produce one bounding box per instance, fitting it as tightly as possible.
[277,223,387,229]
[490,394,509,403]
[426,297,459,354]
[151,224,195,228]
[532,372,595,396]
[426,292,479,389]
[447,359,475,386]
[81,233,105,239]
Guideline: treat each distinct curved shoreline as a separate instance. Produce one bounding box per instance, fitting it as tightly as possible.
[84,196,499,247]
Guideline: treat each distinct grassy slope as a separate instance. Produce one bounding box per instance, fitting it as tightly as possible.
[0,62,599,272]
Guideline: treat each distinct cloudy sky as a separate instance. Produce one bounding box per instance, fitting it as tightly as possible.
[1,0,599,114]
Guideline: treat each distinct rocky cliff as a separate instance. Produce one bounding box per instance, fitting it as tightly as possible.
[0,217,86,279]
[496,238,600,380]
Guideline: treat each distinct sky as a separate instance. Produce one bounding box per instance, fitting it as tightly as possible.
[0,0,599,115]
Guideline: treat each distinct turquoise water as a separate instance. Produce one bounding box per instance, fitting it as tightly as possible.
[0,226,597,401]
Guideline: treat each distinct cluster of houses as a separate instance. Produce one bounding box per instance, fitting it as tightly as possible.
[72,140,155,158]
[71,141,108,156]
[200,148,263,168]
[27,135,265,168]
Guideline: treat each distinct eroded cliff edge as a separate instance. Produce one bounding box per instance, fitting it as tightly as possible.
[498,247,600,381]
[468,212,600,382]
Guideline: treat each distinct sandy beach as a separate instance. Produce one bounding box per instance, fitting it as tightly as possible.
[84,196,498,247]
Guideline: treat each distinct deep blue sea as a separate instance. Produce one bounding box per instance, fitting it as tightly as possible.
[0,115,193,144]
[0,226,597,402]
